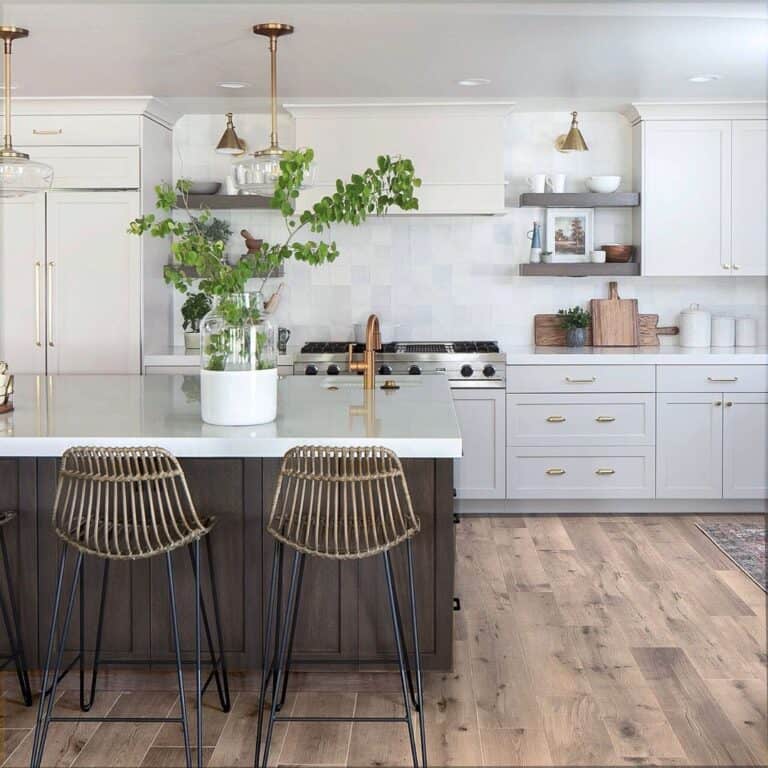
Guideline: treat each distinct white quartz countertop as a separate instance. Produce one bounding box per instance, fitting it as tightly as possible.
[0,375,462,458]
[504,346,768,365]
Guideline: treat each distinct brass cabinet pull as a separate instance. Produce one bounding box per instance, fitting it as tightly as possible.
[565,376,596,384]
[714,400,722,407]
[545,468,566,476]
[732,264,741,271]
[595,416,615,423]
[595,468,615,475]
[721,263,731,270]
[46,262,55,347]
[32,128,63,135]
[725,401,733,407]
[707,376,738,382]
[34,261,42,347]
[546,416,566,423]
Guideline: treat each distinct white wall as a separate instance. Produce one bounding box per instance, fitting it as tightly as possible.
[167,111,767,349]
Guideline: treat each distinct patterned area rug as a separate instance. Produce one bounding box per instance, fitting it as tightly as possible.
[697,520,767,591]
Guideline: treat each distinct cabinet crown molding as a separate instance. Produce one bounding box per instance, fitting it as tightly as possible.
[626,101,768,124]
[1,97,178,128]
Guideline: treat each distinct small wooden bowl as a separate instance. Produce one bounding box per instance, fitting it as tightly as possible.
[601,244,635,263]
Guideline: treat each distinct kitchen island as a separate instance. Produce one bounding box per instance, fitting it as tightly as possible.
[0,374,461,670]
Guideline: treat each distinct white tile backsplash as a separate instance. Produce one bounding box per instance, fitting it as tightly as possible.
[167,112,768,349]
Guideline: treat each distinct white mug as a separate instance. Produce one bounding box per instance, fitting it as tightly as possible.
[546,173,566,193]
[526,174,547,193]
[590,250,606,263]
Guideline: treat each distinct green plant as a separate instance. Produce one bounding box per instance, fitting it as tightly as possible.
[181,292,212,332]
[128,149,420,371]
[197,216,232,247]
[557,306,591,329]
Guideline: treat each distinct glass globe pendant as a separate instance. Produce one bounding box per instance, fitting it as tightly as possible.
[233,23,314,196]
[0,27,53,198]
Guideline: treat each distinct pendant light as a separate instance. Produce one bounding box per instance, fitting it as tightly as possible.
[555,111,589,153]
[216,113,246,155]
[233,23,313,195]
[0,27,53,197]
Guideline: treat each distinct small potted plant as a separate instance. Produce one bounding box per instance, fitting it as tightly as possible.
[181,292,212,351]
[557,306,591,347]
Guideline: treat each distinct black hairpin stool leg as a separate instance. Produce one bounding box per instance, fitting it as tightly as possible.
[79,558,110,712]
[0,527,32,706]
[406,539,428,767]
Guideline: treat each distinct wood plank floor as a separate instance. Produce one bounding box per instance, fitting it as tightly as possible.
[0,515,765,766]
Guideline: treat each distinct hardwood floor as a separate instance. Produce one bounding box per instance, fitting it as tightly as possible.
[0,515,764,766]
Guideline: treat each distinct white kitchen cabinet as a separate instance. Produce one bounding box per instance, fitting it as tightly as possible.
[288,103,510,215]
[656,393,724,498]
[642,121,732,276]
[45,192,141,374]
[723,394,768,499]
[0,197,47,373]
[731,121,768,276]
[453,389,505,499]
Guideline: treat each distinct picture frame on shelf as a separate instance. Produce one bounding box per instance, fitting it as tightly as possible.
[545,207,594,263]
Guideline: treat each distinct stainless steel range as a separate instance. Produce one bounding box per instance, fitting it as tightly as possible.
[294,340,506,389]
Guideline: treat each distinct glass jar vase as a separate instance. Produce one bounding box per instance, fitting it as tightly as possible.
[199,292,278,425]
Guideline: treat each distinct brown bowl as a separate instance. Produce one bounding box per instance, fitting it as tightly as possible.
[601,244,635,263]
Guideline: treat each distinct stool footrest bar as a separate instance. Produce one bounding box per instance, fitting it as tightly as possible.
[50,716,185,724]
[274,716,409,723]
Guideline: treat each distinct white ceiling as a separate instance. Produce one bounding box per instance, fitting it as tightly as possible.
[1,1,766,112]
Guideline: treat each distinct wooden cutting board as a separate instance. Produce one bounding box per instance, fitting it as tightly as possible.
[591,281,639,346]
[534,314,678,347]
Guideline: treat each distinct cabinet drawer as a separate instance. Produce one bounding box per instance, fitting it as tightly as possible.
[507,365,654,393]
[17,146,140,189]
[657,365,768,393]
[507,394,654,447]
[506,447,654,499]
[13,115,141,146]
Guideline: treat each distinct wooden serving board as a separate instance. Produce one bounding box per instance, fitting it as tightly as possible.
[534,313,678,347]
[591,281,639,346]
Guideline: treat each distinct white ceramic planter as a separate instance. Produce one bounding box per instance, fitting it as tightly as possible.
[200,368,278,425]
[184,331,201,351]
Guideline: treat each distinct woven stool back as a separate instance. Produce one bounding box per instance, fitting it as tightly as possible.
[267,446,420,559]
[52,446,211,559]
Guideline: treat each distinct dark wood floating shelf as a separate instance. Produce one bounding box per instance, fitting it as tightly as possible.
[519,262,641,277]
[519,192,640,208]
[176,194,274,210]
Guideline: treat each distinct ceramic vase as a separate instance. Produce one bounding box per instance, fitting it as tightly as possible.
[565,327,587,347]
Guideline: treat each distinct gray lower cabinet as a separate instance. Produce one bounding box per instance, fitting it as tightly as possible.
[723,394,768,498]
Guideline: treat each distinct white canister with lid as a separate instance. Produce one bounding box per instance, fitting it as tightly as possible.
[736,317,758,347]
[711,315,735,347]
[679,304,711,347]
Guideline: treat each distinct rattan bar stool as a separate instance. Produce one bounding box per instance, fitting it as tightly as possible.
[31,446,232,768]
[0,512,32,707]
[254,445,428,768]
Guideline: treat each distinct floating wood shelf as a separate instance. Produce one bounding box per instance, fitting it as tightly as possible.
[519,192,640,208]
[519,262,640,277]
[176,194,274,210]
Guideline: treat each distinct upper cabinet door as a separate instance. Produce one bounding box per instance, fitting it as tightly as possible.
[45,191,141,374]
[731,121,767,276]
[0,197,47,374]
[642,121,731,276]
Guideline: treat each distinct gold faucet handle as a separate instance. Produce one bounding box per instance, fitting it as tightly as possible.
[348,343,364,373]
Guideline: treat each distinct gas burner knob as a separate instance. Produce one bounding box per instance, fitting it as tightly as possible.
[408,365,421,376]
[483,364,496,378]
[378,364,393,375]
[327,364,340,376]
[305,364,318,376]
[460,364,474,378]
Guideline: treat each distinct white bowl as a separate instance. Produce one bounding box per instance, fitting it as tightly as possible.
[585,175,621,193]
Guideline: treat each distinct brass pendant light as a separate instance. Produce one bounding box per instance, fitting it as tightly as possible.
[0,26,53,197]
[555,111,589,153]
[233,23,313,194]
[216,112,246,155]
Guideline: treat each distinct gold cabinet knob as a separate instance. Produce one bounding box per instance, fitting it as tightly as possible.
[545,468,566,476]
[733,264,740,271]
[725,401,733,407]
[722,264,731,270]
[714,401,722,406]
[546,416,566,423]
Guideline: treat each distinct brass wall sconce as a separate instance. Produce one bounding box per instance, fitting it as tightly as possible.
[215,113,246,156]
[555,111,589,152]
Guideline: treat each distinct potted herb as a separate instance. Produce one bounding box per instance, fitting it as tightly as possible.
[181,292,212,351]
[557,306,591,347]
[129,149,420,425]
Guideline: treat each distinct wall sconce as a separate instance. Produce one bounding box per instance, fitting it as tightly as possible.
[215,113,246,155]
[555,111,588,152]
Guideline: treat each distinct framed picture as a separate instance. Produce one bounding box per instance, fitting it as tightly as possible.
[545,208,594,263]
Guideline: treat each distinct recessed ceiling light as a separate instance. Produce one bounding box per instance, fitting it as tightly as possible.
[688,74,721,83]
[457,78,491,87]
[217,81,250,89]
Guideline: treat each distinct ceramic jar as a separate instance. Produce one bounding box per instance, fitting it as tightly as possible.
[679,304,711,348]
